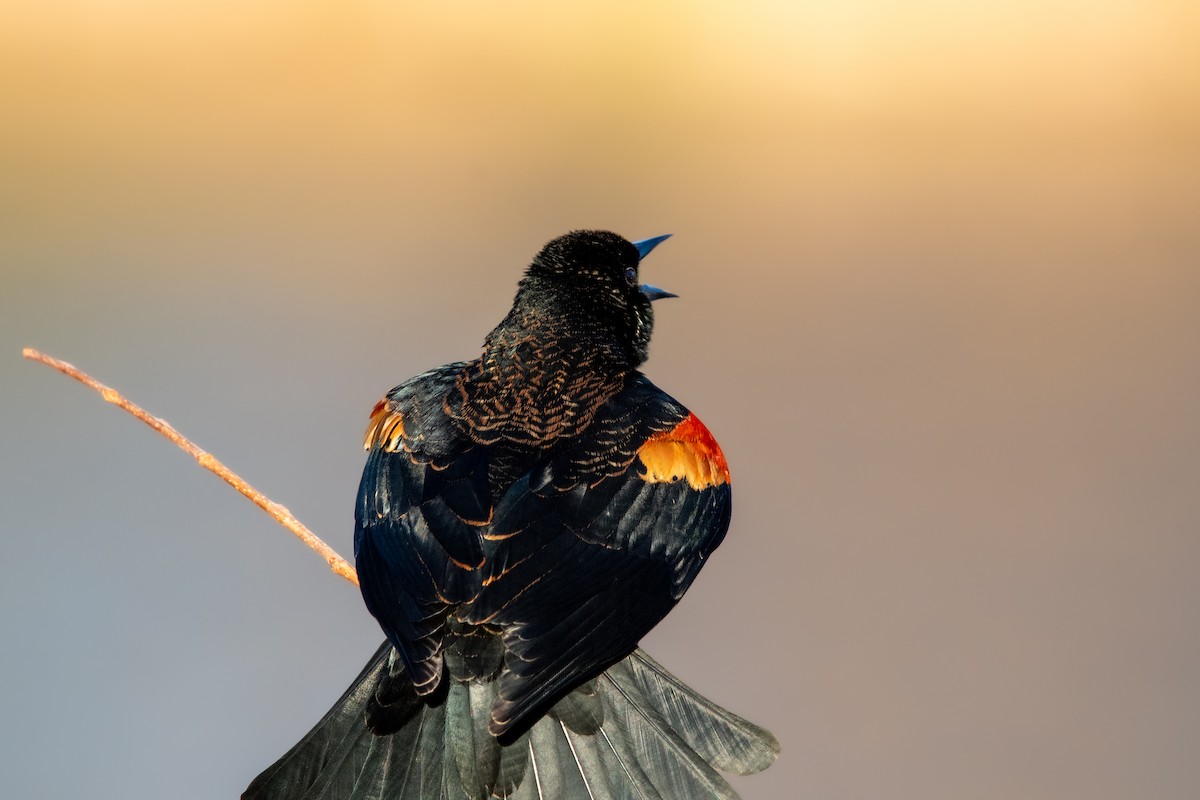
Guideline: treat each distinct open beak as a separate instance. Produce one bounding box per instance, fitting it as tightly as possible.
[631,234,677,301]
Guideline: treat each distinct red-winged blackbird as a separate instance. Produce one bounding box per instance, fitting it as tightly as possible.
[244,231,778,799]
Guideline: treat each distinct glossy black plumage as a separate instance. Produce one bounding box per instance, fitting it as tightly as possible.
[244,231,777,799]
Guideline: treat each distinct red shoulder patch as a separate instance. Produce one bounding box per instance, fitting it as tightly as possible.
[636,413,731,489]
[364,398,406,452]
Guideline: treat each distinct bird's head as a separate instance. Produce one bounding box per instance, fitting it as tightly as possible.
[522,230,676,365]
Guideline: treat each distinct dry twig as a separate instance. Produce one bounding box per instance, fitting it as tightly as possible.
[22,347,360,587]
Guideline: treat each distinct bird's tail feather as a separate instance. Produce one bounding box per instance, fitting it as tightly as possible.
[243,643,779,800]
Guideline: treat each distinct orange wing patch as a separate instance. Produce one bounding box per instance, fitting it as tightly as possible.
[364,398,406,452]
[636,413,731,490]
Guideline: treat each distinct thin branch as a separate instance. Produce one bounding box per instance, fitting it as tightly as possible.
[22,347,360,587]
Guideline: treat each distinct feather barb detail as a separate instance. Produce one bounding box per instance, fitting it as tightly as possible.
[364,399,406,452]
[636,413,731,489]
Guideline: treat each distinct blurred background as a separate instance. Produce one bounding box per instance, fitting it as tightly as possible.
[3,2,1198,798]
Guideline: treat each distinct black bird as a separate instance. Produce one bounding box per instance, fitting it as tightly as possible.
[244,231,778,799]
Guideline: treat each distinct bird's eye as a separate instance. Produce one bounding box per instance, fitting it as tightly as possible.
[624,267,637,286]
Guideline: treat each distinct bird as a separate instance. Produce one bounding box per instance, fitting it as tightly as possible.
[243,230,779,799]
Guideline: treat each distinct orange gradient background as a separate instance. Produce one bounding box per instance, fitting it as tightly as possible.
[3,3,1198,799]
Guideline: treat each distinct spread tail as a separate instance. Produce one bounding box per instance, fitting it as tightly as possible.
[244,643,779,800]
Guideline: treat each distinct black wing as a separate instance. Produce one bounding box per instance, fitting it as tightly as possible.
[354,364,492,693]
[466,379,732,738]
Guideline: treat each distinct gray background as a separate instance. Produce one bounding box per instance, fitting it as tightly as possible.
[3,3,1199,799]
